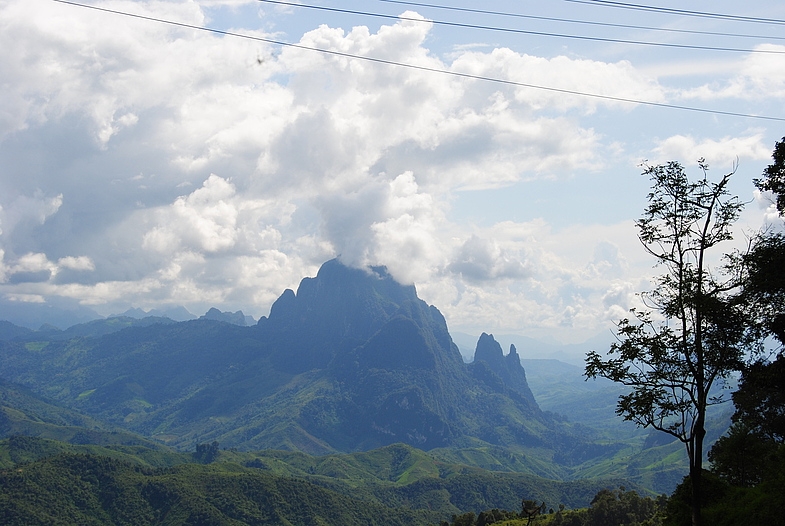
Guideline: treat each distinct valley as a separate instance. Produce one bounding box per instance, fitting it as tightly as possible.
[0,259,733,523]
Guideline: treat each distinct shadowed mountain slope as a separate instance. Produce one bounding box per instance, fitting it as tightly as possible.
[0,260,599,467]
[472,333,538,411]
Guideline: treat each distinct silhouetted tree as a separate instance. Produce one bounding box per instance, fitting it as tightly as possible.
[708,421,775,487]
[586,160,749,526]
[731,354,785,442]
[708,138,785,483]
[726,231,785,358]
[754,136,785,214]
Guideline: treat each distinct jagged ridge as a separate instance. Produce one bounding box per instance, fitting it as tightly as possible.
[0,259,592,466]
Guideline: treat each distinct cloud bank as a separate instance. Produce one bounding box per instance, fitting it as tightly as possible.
[0,0,781,341]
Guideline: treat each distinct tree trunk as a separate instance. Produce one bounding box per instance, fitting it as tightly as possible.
[690,423,706,526]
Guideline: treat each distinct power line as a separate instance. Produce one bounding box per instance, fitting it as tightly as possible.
[256,0,785,55]
[50,0,785,123]
[562,0,785,25]
[372,0,785,41]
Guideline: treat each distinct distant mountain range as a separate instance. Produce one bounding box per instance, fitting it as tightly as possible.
[0,258,725,496]
[0,297,256,330]
[0,260,589,457]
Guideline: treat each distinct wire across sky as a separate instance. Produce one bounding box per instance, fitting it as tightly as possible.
[254,0,785,55]
[50,0,785,122]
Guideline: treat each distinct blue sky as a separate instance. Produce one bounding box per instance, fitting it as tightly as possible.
[0,0,784,343]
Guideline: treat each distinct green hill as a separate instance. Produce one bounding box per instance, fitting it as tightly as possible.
[0,437,643,524]
[0,451,436,526]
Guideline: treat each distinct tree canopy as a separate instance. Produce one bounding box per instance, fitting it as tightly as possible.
[586,160,748,526]
[754,136,785,214]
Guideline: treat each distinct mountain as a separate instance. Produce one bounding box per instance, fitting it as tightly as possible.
[0,259,611,470]
[0,259,716,495]
[200,307,251,326]
[115,306,197,322]
[453,331,616,366]
[0,296,102,330]
[0,317,179,342]
[238,260,561,454]
[0,321,33,341]
[0,378,176,456]
[472,333,538,410]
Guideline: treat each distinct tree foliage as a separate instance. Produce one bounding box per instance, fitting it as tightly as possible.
[735,232,785,346]
[754,135,785,214]
[193,441,220,464]
[544,487,665,526]
[708,354,785,490]
[708,421,778,488]
[705,134,785,499]
[665,457,785,526]
[730,354,785,443]
[586,160,748,526]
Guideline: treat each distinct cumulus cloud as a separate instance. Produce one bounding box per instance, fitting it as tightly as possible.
[144,175,241,254]
[652,133,772,167]
[0,192,63,240]
[678,44,785,101]
[0,0,781,340]
[5,252,55,284]
[448,235,529,282]
[315,172,445,284]
[584,241,628,280]
[57,256,95,271]
[452,49,664,113]
[754,190,785,231]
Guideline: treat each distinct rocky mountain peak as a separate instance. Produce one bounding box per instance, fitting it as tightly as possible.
[201,307,248,326]
[472,333,540,412]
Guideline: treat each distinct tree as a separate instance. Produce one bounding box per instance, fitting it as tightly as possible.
[705,137,785,515]
[708,421,776,487]
[587,487,664,526]
[754,136,785,214]
[737,135,785,350]
[731,354,785,442]
[729,230,785,349]
[193,440,220,463]
[586,160,748,526]
[521,499,544,525]
[708,353,785,486]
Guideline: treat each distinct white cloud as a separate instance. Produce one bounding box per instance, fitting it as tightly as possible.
[316,171,446,284]
[451,49,665,113]
[678,45,785,101]
[448,235,529,282]
[144,175,240,254]
[0,0,782,341]
[57,256,95,272]
[754,190,785,231]
[0,192,63,239]
[652,133,772,168]
[5,252,56,284]
[5,293,46,303]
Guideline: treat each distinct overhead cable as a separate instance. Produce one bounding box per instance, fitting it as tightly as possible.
[372,0,785,41]
[49,0,785,123]
[562,0,785,25]
[256,0,785,55]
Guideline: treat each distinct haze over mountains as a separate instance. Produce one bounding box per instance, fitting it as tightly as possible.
[0,258,714,496]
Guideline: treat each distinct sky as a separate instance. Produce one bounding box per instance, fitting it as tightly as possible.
[1,0,784,343]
